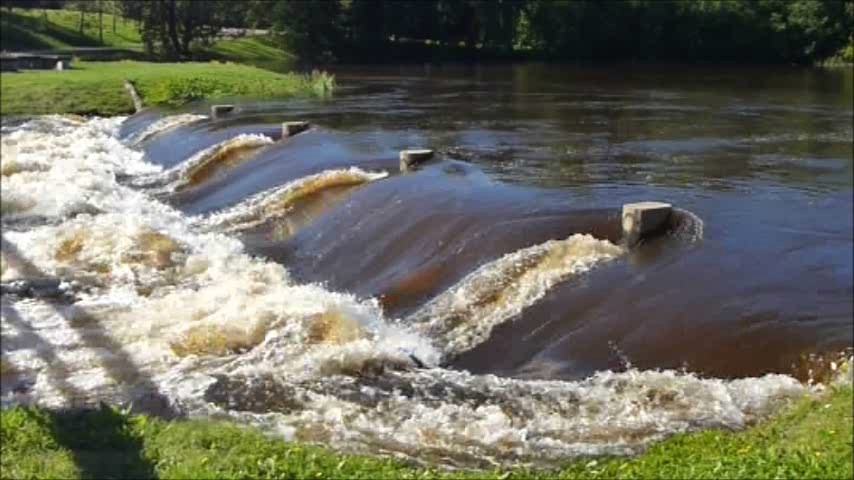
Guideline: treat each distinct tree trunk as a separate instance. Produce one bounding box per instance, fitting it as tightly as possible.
[466,6,479,53]
[180,15,194,57]
[79,9,84,33]
[113,2,117,33]
[166,0,183,58]
[99,1,104,44]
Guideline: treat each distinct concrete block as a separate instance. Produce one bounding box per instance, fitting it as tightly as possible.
[282,121,309,137]
[123,80,143,113]
[211,104,235,118]
[622,201,672,246]
[399,149,435,171]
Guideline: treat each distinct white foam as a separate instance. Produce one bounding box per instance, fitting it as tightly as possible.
[1,116,160,220]
[186,367,806,467]
[1,116,435,407]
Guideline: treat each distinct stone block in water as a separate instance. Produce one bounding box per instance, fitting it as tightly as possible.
[282,121,310,137]
[622,201,672,246]
[211,105,235,118]
[399,149,435,171]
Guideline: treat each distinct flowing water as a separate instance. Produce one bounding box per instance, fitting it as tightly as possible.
[1,64,851,468]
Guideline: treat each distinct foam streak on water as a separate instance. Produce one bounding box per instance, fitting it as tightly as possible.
[196,167,389,232]
[409,234,625,359]
[0,116,812,468]
[131,133,274,191]
[127,113,207,146]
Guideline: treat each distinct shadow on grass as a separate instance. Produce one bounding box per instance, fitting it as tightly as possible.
[23,407,157,479]
[1,233,174,479]
[0,11,102,50]
[0,21,55,51]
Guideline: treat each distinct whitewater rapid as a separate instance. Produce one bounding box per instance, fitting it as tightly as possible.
[0,115,815,467]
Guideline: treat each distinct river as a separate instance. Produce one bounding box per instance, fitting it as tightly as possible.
[1,64,851,467]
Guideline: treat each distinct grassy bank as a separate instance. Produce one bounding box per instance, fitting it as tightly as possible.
[201,36,297,72]
[1,8,293,69]
[0,61,333,116]
[0,8,141,51]
[1,385,851,479]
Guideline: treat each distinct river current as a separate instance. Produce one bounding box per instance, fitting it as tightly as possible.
[1,64,851,468]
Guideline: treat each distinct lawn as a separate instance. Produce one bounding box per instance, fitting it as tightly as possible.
[1,385,851,479]
[0,61,334,116]
[1,8,293,71]
[202,36,297,72]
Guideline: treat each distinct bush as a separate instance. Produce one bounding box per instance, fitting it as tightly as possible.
[146,76,236,105]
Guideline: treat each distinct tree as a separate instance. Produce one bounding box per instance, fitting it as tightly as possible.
[134,0,228,59]
[97,0,852,65]
[273,0,342,62]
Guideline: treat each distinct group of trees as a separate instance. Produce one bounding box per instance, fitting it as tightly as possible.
[281,0,854,64]
[6,0,854,64]
[4,0,273,57]
[518,0,854,63]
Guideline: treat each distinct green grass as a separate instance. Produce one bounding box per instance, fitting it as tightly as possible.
[0,61,334,116]
[1,8,299,76]
[201,36,297,72]
[1,385,851,479]
[1,8,142,51]
[1,9,295,70]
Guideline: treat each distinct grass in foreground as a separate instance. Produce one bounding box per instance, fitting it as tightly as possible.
[1,385,851,479]
[0,61,333,116]
[0,8,142,51]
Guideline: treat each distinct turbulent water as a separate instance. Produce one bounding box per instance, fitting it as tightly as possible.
[1,65,852,468]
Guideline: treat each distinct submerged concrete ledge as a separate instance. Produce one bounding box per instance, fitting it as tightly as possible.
[400,149,435,171]
[622,201,672,246]
[211,104,235,118]
[282,121,310,137]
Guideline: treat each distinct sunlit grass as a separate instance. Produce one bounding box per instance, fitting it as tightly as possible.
[1,8,142,51]
[0,61,335,116]
[1,384,851,479]
[202,36,296,72]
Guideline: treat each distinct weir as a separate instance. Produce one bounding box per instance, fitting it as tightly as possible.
[4,110,839,471]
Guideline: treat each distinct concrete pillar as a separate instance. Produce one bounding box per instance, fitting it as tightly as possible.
[123,80,143,113]
[282,121,309,137]
[211,105,235,118]
[622,201,672,246]
[399,149,434,171]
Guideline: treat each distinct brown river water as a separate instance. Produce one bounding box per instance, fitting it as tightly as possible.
[1,64,852,467]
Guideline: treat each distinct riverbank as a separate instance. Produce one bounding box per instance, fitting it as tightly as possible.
[0,8,291,67]
[1,384,850,479]
[0,8,141,52]
[0,61,333,116]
